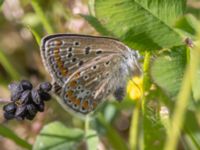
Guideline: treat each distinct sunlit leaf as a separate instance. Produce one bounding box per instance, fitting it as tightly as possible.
[27,26,42,46]
[95,0,186,51]
[33,122,84,150]
[86,129,99,150]
[81,15,111,36]
[175,14,199,37]
[151,46,187,97]
[191,38,200,102]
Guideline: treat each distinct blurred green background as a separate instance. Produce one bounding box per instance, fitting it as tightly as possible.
[0,0,200,150]
[0,1,136,149]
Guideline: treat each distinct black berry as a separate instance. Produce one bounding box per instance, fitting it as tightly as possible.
[26,104,37,116]
[39,92,51,101]
[3,80,52,121]
[9,83,23,101]
[20,80,33,90]
[36,101,45,112]
[20,90,31,104]
[3,102,17,114]
[31,89,41,105]
[4,112,15,120]
[15,105,27,118]
[39,82,52,92]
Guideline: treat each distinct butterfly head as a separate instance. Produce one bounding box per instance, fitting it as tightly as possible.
[123,48,142,76]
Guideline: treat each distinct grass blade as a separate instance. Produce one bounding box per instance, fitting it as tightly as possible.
[97,114,129,150]
[31,0,54,34]
[0,124,32,150]
[0,50,20,80]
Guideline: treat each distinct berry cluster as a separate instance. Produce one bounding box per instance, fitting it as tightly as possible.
[3,80,52,120]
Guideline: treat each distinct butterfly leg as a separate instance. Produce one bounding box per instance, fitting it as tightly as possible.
[113,86,126,102]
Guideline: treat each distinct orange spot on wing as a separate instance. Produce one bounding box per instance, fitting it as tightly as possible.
[82,100,89,110]
[74,98,80,105]
[67,90,74,97]
[54,49,59,54]
[92,101,97,110]
[69,81,77,88]
[61,69,68,76]
[70,96,76,102]
[53,49,68,76]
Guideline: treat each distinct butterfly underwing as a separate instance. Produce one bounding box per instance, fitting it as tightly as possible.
[40,34,141,115]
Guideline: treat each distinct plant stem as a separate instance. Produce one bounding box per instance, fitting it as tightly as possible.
[142,51,151,113]
[85,115,90,133]
[129,101,141,150]
[164,36,200,150]
[31,0,54,34]
[141,51,152,150]
[0,98,10,103]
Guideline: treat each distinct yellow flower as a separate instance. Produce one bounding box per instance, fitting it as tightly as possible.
[126,76,143,100]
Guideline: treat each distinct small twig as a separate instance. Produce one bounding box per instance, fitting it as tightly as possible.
[0,98,11,103]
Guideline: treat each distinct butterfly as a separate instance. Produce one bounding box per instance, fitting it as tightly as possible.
[40,34,141,115]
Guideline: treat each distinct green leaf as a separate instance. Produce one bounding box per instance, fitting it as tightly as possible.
[86,129,99,150]
[0,124,32,150]
[95,0,186,51]
[143,100,167,150]
[186,5,200,20]
[184,110,200,133]
[97,114,129,150]
[27,26,42,46]
[33,121,84,150]
[151,46,187,97]
[175,14,200,37]
[80,15,111,36]
[0,50,20,80]
[191,45,200,102]
[0,0,4,7]
[184,132,200,150]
